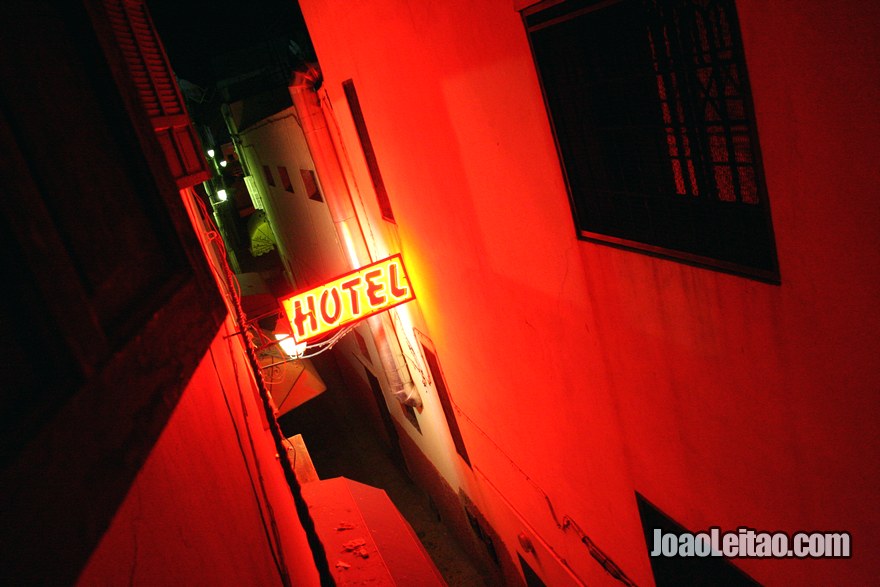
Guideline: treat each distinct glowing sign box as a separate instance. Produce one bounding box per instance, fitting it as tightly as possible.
[279,254,414,344]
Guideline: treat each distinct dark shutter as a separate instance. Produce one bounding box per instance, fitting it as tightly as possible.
[103,0,210,188]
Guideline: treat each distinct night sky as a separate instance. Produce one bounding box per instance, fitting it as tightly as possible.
[147,0,312,85]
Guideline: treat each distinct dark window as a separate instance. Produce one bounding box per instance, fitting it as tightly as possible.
[402,402,421,433]
[636,493,762,586]
[526,0,778,280]
[463,497,499,566]
[419,337,471,466]
[519,554,548,587]
[300,168,323,202]
[364,368,407,468]
[278,165,293,192]
[342,79,395,222]
[263,164,275,186]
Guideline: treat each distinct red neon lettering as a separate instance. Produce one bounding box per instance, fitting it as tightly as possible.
[280,255,414,345]
[319,288,342,324]
[340,277,362,315]
[292,295,318,338]
[388,261,409,298]
[364,269,386,307]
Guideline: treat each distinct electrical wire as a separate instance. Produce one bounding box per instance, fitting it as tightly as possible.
[450,396,638,587]
[187,188,334,586]
[223,329,294,586]
[255,324,357,374]
[208,344,289,587]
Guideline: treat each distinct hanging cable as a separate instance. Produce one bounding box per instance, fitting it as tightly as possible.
[450,396,637,587]
[208,345,289,587]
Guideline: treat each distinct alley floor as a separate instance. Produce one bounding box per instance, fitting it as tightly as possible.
[278,351,491,587]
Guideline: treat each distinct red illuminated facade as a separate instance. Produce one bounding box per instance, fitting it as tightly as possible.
[3,0,879,586]
[283,0,880,585]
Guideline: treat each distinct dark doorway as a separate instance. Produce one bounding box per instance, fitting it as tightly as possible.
[636,493,761,586]
[364,368,406,470]
[518,554,547,587]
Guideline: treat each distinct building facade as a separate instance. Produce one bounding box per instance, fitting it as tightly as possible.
[0,2,325,584]
[5,1,878,585]
[284,0,880,584]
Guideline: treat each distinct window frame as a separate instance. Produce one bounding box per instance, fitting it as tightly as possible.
[342,79,396,223]
[524,0,779,282]
[415,330,471,467]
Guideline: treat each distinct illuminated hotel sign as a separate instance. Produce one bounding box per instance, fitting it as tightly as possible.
[279,254,414,344]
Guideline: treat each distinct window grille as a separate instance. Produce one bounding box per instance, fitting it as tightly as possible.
[526,0,778,280]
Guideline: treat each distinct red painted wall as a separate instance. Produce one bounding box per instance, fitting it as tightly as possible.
[75,192,322,586]
[297,0,880,585]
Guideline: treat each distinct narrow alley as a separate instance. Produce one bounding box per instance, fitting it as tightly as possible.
[2,1,877,586]
[279,351,491,586]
